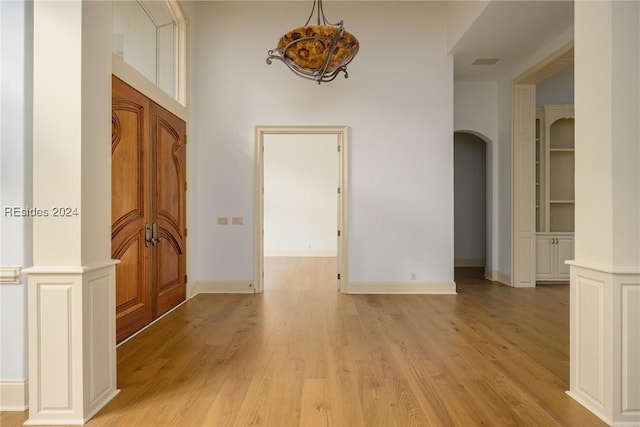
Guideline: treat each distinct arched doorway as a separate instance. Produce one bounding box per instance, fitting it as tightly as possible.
[454,132,487,271]
[453,130,494,281]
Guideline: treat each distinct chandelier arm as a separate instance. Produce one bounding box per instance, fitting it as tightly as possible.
[266,49,350,84]
[316,25,344,80]
[267,47,317,78]
[304,0,317,27]
[318,67,348,83]
[318,0,324,25]
[318,0,340,26]
[271,55,328,82]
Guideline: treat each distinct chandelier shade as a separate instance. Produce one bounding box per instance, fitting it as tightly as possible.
[266,0,359,83]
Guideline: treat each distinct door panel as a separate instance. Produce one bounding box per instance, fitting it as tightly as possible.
[113,233,151,340]
[536,236,553,279]
[556,237,574,277]
[156,233,184,315]
[152,103,186,317]
[113,236,143,306]
[112,77,152,342]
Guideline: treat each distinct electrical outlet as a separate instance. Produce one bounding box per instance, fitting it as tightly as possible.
[217,217,228,225]
[232,217,243,225]
[411,272,416,280]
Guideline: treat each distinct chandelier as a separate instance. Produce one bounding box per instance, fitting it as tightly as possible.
[266,0,359,84]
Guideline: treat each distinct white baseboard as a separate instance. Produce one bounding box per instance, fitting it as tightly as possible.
[566,391,613,426]
[0,380,28,411]
[454,258,485,267]
[496,271,511,286]
[485,270,511,286]
[485,270,497,281]
[192,280,456,295]
[186,281,198,299]
[192,280,255,295]
[264,251,337,257]
[117,301,187,347]
[346,281,456,294]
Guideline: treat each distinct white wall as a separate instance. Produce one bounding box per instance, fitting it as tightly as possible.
[454,81,499,143]
[191,1,454,285]
[536,64,574,106]
[0,0,32,383]
[263,133,338,257]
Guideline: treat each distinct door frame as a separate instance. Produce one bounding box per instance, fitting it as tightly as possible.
[254,126,349,293]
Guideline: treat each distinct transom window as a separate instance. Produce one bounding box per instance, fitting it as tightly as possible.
[113,0,186,104]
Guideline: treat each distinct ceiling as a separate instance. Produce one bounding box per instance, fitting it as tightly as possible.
[451,1,574,81]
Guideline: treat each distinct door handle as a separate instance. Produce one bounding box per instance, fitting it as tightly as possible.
[145,224,153,247]
[151,222,161,246]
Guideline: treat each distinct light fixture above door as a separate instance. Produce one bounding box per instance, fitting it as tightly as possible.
[266,0,359,84]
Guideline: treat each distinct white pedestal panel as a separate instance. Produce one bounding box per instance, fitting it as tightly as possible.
[25,262,119,425]
[569,263,640,426]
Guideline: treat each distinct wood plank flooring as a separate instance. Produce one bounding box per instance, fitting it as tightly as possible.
[1,258,605,426]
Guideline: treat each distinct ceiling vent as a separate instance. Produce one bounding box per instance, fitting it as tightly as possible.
[472,58,500,66]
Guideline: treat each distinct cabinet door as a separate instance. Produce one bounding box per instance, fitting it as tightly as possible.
[555,236,574,278]
[536,236,554,279]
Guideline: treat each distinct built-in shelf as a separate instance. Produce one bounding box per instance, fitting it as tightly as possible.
[535,105,575,280]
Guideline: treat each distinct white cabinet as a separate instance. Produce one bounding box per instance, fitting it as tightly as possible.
[535,105,575,282]
[536,234,574,281]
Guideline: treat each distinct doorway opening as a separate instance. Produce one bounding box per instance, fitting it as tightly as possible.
[454,131,487,282]
[511,42,573,287]
[254,126,349,293]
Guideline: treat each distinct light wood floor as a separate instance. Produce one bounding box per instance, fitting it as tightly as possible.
[2,257,605,426]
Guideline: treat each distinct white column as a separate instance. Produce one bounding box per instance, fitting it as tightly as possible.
[511,84,537,287]
[24,1,119,424]
[569,1,640,425]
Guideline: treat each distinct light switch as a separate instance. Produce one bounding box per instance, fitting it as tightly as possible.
[232,217,243,225]
[217,217,228,225]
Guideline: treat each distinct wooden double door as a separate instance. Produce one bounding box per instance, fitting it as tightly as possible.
[111,76,187,343]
